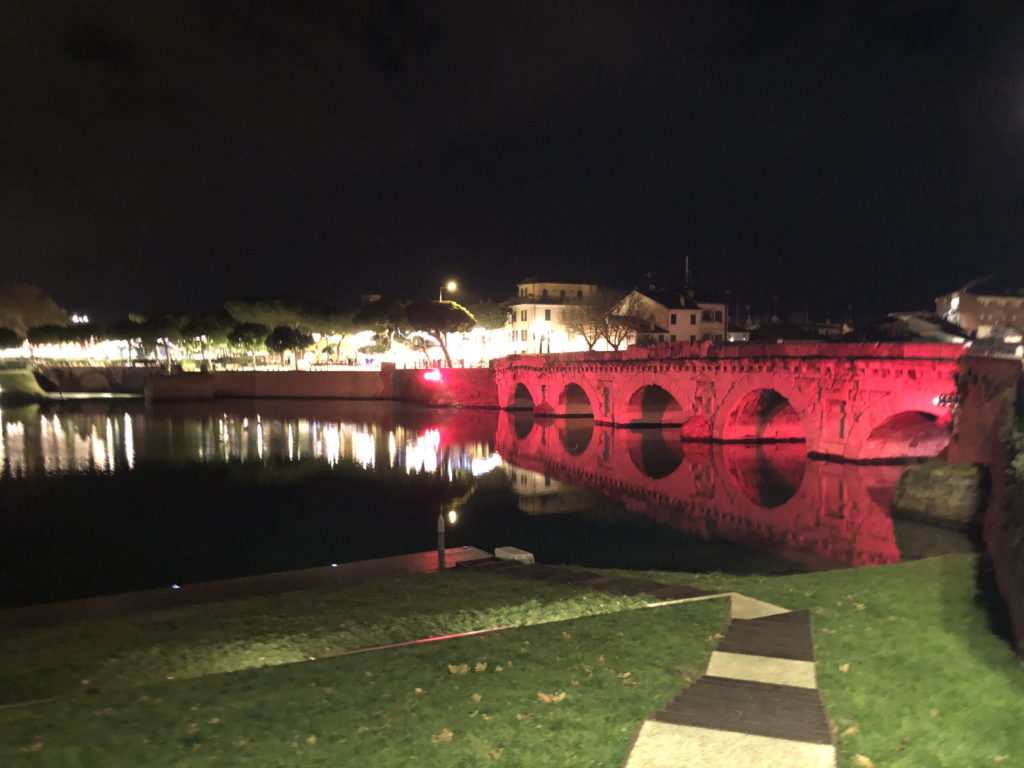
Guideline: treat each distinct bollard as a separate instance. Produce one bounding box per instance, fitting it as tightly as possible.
[437,512,446,570]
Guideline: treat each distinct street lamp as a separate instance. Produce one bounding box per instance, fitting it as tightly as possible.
[439,280,457,302]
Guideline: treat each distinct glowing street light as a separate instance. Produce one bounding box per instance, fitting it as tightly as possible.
[439,280,457,302]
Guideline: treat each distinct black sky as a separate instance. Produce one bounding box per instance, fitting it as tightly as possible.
[2,1,1023,322]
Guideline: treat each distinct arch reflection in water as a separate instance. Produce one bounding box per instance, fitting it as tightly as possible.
[496,413,905,569]
[0,401,501,481]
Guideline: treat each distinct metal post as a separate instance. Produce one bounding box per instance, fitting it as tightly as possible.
[437,512,446,569]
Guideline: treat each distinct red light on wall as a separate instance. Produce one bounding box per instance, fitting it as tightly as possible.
[423,369,442,383]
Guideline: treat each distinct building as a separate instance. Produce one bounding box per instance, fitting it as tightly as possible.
[506,278,612,354]
[619,287,728,345]
[936,282,1024,344]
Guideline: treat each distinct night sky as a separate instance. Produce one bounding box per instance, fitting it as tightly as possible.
[3,1,1024,323]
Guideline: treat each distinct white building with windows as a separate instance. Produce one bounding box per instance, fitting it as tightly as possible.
[506,278,615,354]
[619,287,728,345]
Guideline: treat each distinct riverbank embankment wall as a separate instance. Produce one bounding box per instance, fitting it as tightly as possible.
[145,365,498,408]
[948,354,1024,653]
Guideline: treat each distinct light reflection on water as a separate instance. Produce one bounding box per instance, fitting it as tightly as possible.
[0,401,498,481]
[0,400,973,573]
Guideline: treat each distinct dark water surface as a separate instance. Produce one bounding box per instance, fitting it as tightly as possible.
[0,400,974,607]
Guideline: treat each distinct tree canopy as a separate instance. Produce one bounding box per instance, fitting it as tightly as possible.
[0,327,24,349]
[265,325,315,368]
[405,300,475,367]
[0,283,69,337]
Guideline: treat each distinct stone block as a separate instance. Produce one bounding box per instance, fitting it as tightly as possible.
[892,461,988,529]
[494,546,535,564]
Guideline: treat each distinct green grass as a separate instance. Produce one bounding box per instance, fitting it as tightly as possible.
[0,571,654,704]
[2,554,1021,767]
[619,554,1024,768]
[0,599,726,767]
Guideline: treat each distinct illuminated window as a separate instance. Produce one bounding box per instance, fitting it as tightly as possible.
[520,310,527,321]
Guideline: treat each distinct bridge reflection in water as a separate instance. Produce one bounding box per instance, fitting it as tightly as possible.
[0,401,960,573]
[498,412,909,570]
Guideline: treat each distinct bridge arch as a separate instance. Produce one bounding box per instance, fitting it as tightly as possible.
[556,382,596,417]
[716,386,810,443]
[624,384,688,426]
[506,382,538,411]
[842,393,951,461]
[624,427,685,479]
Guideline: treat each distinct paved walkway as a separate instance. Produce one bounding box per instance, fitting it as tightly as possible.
[456,557,837,768]
[0,546,490,630]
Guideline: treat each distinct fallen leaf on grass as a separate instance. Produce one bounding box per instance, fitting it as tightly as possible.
[495,666,504,672]
[839,663,850,673]
[516,713,531,721]
[475,662,488,672]
[888,615,899,621]
[537,691,566,703]
[994,756,1008,763]
[841,725,860,737]
[854,755,875,768]
[306,735,317,745]
[930,708,938,717]
[233,738,247,747]
[562,631,571,639]
[19,742,44,753]
[431,728,454,743]
[490,748,503,759]
[207,717,220,725]
[821,628,837,634]
[482,714,492,721]
[448,664,469,675]
[895,734,908,751]
[414,688,424,695]
[471,693,482,703]
[855,603,865,611]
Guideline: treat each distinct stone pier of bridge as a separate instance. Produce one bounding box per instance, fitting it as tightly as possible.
[492,341,963,462]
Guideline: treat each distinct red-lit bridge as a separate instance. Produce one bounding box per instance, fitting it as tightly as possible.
[492,341,963,461]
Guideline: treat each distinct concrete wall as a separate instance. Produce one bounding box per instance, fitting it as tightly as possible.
[947,355,1024,653]
[34,365,164,394]
[146,365,498,408]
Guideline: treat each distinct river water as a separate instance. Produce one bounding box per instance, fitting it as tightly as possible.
[0,399,974,607]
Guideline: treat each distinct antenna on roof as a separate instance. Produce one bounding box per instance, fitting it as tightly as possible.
[685,256,692,290]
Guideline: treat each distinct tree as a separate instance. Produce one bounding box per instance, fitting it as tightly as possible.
[0,327,25,349]
[561,289,646,351]
[136,314,187,367]
[562,302,607,350]
[352,297,409,357]
[183,312,234,365]
[604,293,648,350]
[228,323,269,367]
[0,283,69,337]
[464,300,508,330]
[265,326,314,369]
[405,300,476,367]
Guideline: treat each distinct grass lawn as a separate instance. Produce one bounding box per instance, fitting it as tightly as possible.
[2,554,1021,767]
[0,571,656,705]
[631,554,1024,768]
[0,596,726,767]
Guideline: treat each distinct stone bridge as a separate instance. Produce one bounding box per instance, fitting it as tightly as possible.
[496,414,907,569]
[492,341,963,461]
